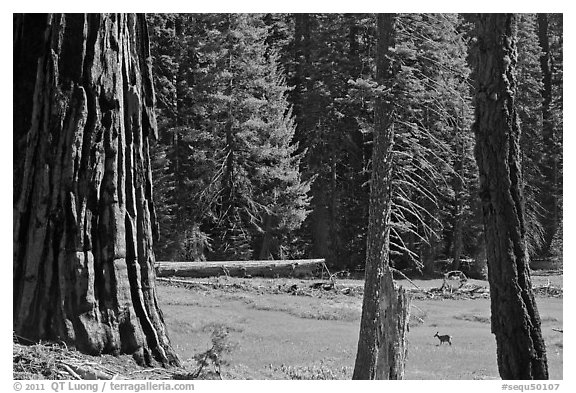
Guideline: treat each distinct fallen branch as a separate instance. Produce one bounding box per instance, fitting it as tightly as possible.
[60,363,81,380]
[58,361,123,380]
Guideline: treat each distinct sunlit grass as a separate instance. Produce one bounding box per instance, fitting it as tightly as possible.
[157,276,562,380]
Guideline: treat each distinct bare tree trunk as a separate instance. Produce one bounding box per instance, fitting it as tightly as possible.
[353,13,410,380]
[13,13,180,366]
[472,13,548,379]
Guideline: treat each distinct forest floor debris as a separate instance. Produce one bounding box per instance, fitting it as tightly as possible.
[12,339,207,380]
[157,272,562,301]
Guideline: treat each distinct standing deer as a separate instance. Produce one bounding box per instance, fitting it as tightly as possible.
[434,332,452,345]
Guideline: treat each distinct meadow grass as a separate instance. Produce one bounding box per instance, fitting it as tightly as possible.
[157,277,563,380]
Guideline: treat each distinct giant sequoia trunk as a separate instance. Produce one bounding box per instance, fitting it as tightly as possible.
[13,14,180,366]
[473,14,548,379]
[353,14,410,380]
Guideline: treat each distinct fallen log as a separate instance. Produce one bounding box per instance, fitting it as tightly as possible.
[155,259,325,279]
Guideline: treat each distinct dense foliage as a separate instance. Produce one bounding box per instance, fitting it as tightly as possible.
[147,13,563,271]
[149,14,311,261]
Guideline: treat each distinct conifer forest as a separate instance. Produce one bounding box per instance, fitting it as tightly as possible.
[146,13,562,272]
[13,13,563,380]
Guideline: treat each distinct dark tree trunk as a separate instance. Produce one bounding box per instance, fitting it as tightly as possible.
[353,14,410,380]
[536,13,558,253]
[472,13,548,379]
[347,14,360,79]
[258,214,273,260]
[451,138,465,271]
[310,198,337,265]
[13,13,180,366]
[294,13,338,267]
[451,195,464,271]
[292,13,313,138]
[422,239,436,275]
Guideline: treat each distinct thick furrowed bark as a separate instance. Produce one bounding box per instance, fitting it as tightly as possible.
[13,14,179,366]
[473,14,548,379]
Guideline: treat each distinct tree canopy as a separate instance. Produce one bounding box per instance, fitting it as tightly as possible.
[146,13,562,273]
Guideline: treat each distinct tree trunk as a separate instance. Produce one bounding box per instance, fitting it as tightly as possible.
[258,214,273,260]
[293,13,312,139]
[347,14,360,79]
[451,139,465,271]
[451,195,464,271]
[472,13,548,379]
[310,193,337,266]
[13,13,180,366]
[156,259,324,279]
[353,13,410,380]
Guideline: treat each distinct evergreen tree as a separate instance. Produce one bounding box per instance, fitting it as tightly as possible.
[289,14,375,270]
[148,13,204,260]
[392,14,476,272]
[348,14,477,273]
[547,13,563,259]
[148,14,311,261]
[516,14,546,257]
[145,13,561,273]
[536,13,563,257]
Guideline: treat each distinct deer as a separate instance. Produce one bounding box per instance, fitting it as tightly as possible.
[434,332,452,345]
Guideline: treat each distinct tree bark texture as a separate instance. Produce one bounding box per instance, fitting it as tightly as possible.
[13,13,180,366]
[353,13,410,380]
[473,14,548,379]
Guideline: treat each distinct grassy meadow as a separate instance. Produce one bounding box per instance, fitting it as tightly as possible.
[157,275,563,380]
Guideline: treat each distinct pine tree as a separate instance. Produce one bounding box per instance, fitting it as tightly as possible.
[516,14,546,257]
[347,14,477,273]
[148,14,311,261]
[391,14,476,272]
[148,13,205,260]
[536,13,563,257]
[288,13,375,269]
[547,13,563,259]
